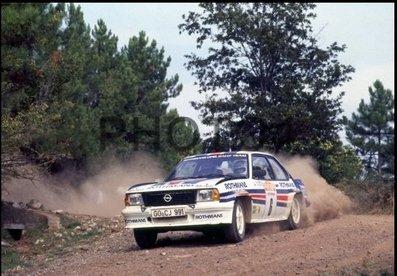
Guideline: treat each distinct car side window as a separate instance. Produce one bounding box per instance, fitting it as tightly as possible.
[252,155,274,180]
[267,157,289,180]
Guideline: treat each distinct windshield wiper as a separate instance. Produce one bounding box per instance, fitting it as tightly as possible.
[215,174,247,184]
[195,173,225,179]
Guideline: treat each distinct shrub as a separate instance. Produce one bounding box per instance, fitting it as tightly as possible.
[336,177,394,214]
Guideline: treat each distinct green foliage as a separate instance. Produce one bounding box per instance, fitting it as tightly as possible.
[1,3,65,113]
[344,80,394,179]
[179,3,354,153]
[286,138,363,184]
[336,177,394,214]
[1,103,51,180]
[1,3,199,178]
[158,109,201,170]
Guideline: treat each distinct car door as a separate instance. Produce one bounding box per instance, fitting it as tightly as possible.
[266,156,296,219]
[251,154,277,219]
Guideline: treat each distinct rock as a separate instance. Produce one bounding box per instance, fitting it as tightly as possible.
[53,210,64,214]
[34,239,44,245]
[1,201,48,230]
[1,240,12,247]
[79,245,89,251]
[26,199,43,210]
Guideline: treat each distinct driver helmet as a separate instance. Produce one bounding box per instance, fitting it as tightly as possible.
[233,159,247,175]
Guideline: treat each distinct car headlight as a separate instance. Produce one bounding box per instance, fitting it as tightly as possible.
[124,193,144,206]
[197,189,220,202]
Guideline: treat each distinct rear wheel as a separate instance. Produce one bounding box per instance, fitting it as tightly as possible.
[287,196,302,230]
[134,229,158,249]
[225,199,246,242]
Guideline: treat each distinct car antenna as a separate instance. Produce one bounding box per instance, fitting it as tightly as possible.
[228,130,232,152]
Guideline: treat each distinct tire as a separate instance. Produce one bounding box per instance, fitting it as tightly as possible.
[134,229,158,249]
[286,196,302,230]
[225,199,246,243]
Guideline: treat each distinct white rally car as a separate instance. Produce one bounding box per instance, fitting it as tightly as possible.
[122,151,310,249]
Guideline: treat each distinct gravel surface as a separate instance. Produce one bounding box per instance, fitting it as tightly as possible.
[3,214,394,276]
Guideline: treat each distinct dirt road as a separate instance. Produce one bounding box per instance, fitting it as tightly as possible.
[7,214,394,276]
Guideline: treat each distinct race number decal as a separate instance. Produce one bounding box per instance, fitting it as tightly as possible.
[264,181,276,192]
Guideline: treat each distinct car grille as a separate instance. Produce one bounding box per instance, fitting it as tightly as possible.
[142,190,197,206]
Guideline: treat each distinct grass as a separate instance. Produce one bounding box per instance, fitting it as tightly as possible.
[1,228,30,272]
[59,214,82,229]
[1,246,27,273]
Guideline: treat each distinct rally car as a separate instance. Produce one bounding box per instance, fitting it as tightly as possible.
[121,151,310,249]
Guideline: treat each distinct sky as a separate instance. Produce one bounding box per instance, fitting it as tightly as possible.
[78,3,394,142]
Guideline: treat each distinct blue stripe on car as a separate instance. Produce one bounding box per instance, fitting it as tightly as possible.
[277,202,288,207]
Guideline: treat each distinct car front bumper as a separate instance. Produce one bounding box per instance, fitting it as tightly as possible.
[122,201,234,229]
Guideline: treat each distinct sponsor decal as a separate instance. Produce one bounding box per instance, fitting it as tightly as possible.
[167,180,183,187]
[224,182,247,190]
[278,182,295,188]
[188,154,247,161]
[141,181,211,190]
[254,181,263,187]
[195,213,223,219]
[252,205,261,214]
[126,218,146,223]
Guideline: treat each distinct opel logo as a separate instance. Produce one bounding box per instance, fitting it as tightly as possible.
[163,194,172,202]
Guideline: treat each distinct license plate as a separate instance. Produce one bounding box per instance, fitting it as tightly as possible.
[151,208,186,218]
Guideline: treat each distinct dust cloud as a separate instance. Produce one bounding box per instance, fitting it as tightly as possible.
[277,154,353,225]
[2,151,166,218]
[3,151,352,224]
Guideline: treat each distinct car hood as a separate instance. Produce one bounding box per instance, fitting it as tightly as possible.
[127,177,226,193]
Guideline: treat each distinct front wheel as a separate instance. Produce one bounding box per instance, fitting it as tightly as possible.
[225,199,246,243]
[287,196,303,230]
[134,229,158,249]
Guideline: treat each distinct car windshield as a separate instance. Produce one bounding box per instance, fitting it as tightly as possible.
[165,153,249,181]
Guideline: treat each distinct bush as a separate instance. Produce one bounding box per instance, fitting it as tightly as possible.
[336,177,394,214]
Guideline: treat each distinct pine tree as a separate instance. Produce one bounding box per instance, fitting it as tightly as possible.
[344,80,394,179]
